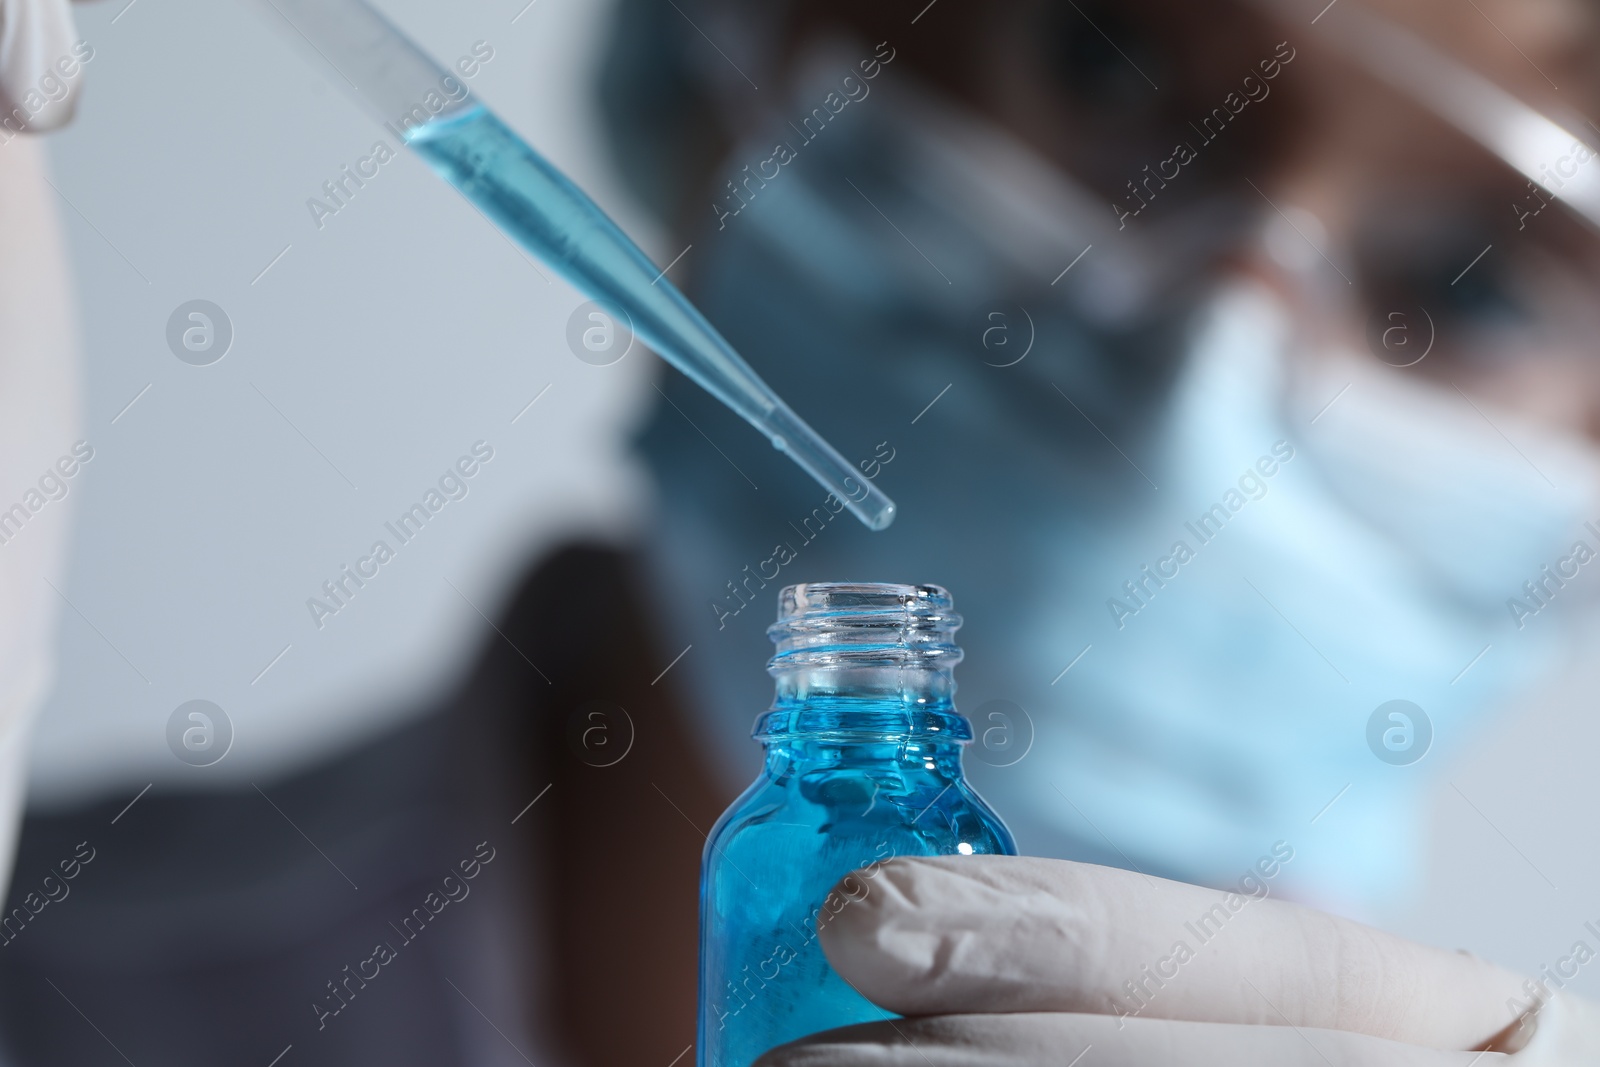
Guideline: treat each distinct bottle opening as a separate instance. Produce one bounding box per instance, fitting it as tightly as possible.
[761,583,965,723]
[767,582,962,673]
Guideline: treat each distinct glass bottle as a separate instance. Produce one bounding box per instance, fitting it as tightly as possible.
[697,582,1017,1067]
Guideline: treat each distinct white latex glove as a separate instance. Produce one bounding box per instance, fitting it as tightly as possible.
[758,857,1600,1065]
[0,0,84,896]
[1,0,84,134]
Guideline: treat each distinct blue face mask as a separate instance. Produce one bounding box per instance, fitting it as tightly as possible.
[636,70,1598,916]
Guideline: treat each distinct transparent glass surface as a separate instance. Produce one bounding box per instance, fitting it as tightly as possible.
[698,584,1016,1067]
[403,105,896,531]
[263,0,895,527]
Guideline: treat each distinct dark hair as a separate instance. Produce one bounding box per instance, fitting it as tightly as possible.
[597,0,1301,228]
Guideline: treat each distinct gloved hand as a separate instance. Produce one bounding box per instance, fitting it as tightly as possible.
[1,0,85,134]
[759,856,1600,1065]
[0,0,84,899]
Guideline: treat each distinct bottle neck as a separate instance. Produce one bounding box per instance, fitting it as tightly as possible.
[758,582,970,750]
[772,662,955,710]
[755,667,969,745]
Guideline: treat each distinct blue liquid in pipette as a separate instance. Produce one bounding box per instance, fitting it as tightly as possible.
[403,104,897,532]
[405,104,774,424]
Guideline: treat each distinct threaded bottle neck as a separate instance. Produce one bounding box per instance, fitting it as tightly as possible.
[757,583,967,740]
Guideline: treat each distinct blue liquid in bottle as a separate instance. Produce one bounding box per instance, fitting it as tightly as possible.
[699,583,1016,1067]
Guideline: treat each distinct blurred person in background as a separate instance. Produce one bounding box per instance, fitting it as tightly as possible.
[2,0,1600,1063]
[607,0,1600,914]
[596,0,1600,1059]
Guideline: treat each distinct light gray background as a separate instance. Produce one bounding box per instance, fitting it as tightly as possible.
[29,0,658,794]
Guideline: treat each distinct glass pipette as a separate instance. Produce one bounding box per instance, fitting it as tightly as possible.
[259,0,896,531]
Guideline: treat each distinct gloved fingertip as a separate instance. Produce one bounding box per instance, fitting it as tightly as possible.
[751,1042,829,1067]
[1,96,77,134]
[816,855,1019,1015]
[0,0,88,134]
